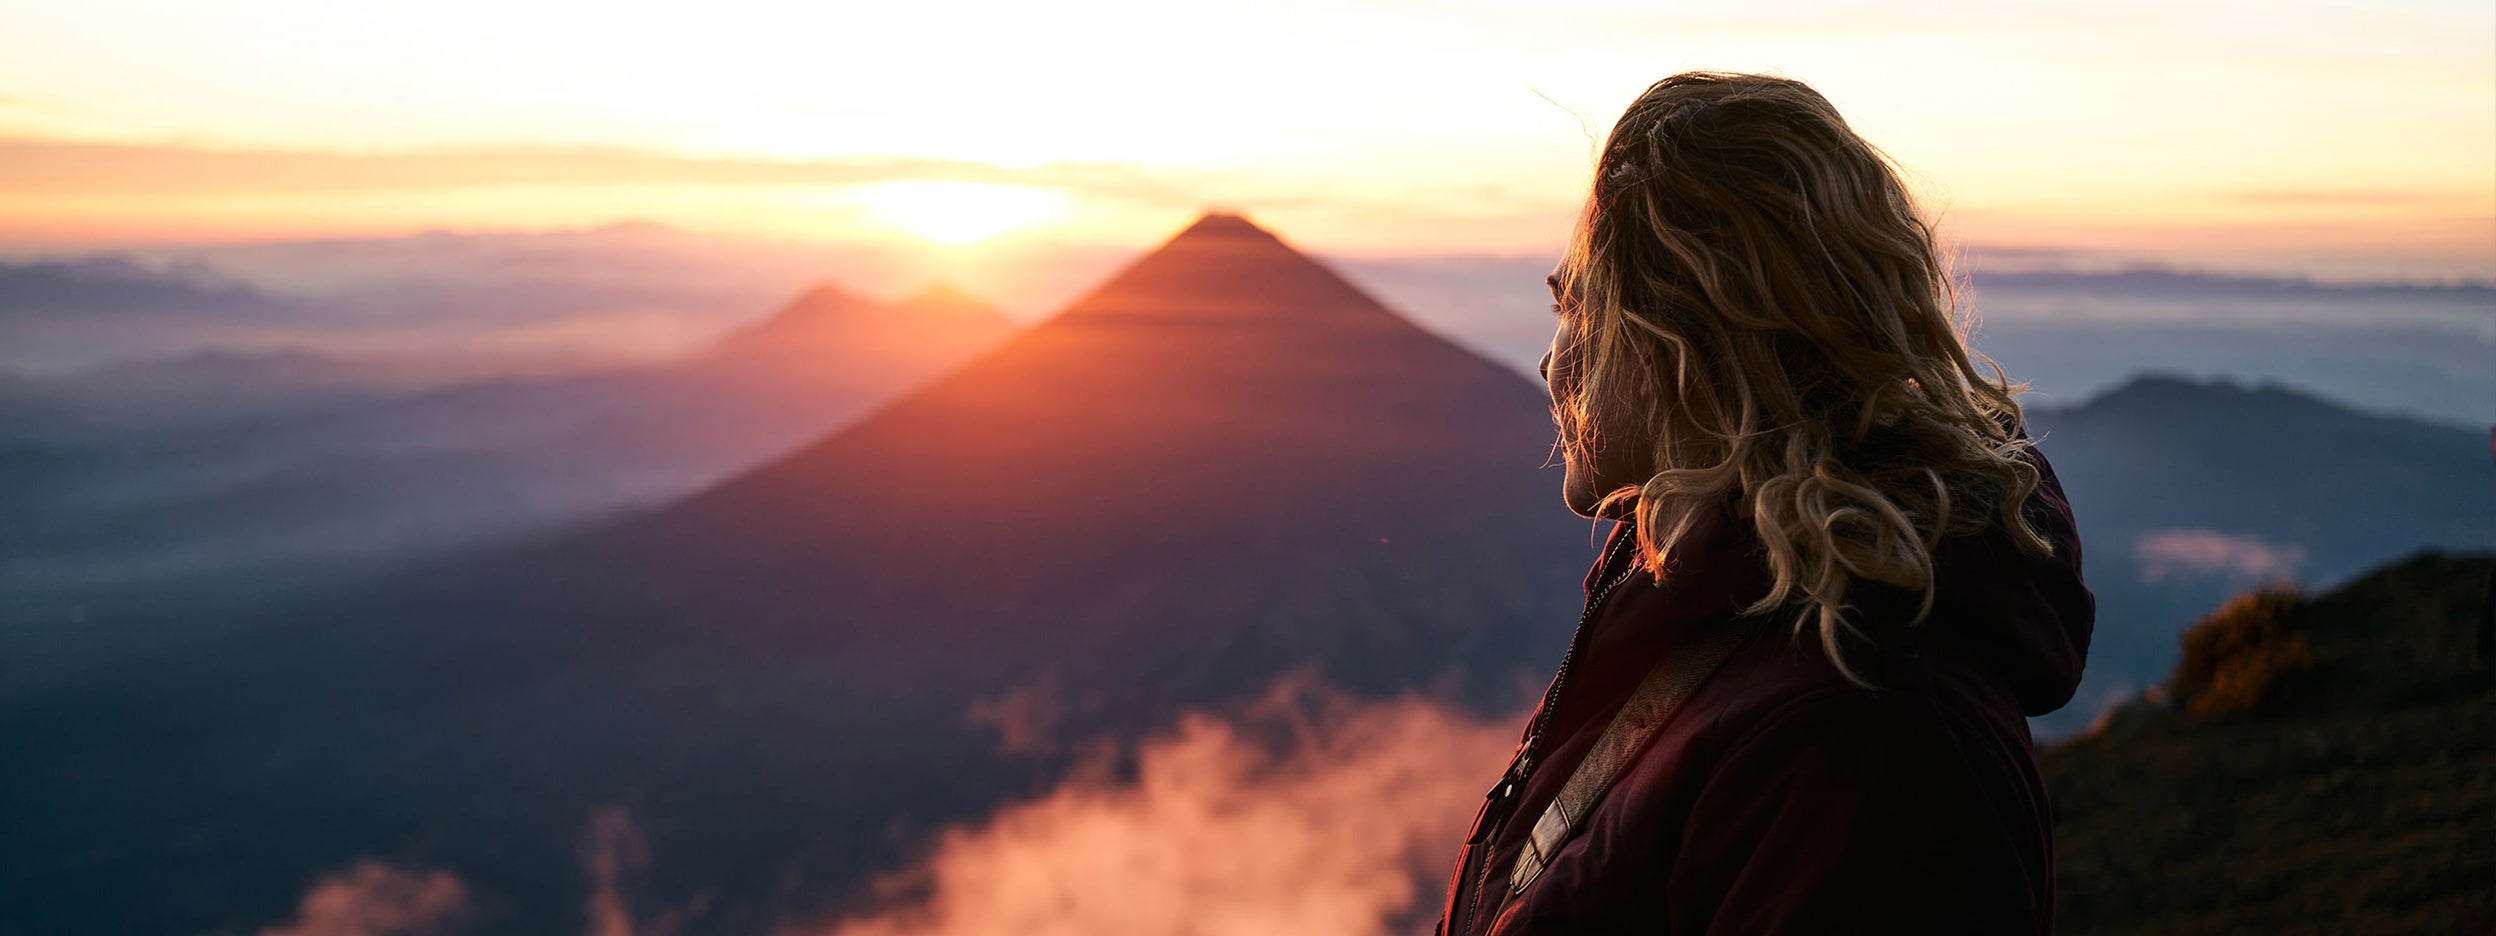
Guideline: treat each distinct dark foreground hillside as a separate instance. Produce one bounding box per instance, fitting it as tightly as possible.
[2046,552,2494,935]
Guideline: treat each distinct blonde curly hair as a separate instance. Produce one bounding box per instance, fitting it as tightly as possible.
[1551,71,2054,684]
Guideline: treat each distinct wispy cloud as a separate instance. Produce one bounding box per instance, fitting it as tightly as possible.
[577,805,716,936]
[252,809,710,936]
[582,806,652,936]
[256,861,470,936]
[2135,528,2308,584]
[965,669,1069,757]
[796,674,1521,936]
[2223,189,2470,207]
[0,137,1192,203]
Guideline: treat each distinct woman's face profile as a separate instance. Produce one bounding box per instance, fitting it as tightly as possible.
[1542,264,1633,518]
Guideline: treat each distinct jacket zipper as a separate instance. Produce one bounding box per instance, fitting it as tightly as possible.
[1457,523,1643,935]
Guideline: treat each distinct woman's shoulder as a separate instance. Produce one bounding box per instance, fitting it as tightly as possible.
[1707,643,1954,736]
[1679,615,2034,770]
[1697,624,1923,717]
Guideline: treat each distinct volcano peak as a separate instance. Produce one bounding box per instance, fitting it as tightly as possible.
[1061,212,1390,325]
[1174,210,1269,238]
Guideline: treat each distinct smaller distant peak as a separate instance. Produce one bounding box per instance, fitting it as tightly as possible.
[791,280,865,305]
[903,282,987,308]
[2098,373,2247,403]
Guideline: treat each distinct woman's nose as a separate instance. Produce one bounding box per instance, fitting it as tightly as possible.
[1538,350,1552,383]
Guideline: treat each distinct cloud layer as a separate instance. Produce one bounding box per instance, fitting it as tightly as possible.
[248,681,1523,936]
[810,676,1523,936]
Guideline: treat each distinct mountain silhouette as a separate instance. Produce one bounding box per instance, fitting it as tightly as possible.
[1,214,1589,935]
[698,280,1011,382]
[2020,374,2494,735]
[282,277,1018,465]
[0,281,1017,612]
[625,211,1582,664]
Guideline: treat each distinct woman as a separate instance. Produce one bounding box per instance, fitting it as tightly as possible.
[1436,72,2095,935]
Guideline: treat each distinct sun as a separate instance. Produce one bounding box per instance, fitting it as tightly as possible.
[851,181,1069,244]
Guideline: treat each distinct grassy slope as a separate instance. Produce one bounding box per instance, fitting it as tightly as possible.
[2045,552,2494,935]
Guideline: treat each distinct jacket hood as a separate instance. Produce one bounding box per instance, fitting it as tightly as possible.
[1922,444,2097,716]
[1615,444,2097,718]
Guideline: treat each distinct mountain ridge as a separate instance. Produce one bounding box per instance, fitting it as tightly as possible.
[2020,373,2493,736]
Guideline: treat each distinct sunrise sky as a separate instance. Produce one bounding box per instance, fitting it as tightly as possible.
[3,0,2491,280]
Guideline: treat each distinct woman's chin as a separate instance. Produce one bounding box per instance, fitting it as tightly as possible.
[1563,491,1598,519]
[1560,479,1612,519]
[1562,477,1644,520]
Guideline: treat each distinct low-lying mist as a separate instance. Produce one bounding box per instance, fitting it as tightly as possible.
[248,679,1522,936]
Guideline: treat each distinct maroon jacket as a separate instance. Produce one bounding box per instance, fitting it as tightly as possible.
[1438,446,2094,935]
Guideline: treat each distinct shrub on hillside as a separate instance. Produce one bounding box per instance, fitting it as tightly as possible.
[2169,582,2313,716]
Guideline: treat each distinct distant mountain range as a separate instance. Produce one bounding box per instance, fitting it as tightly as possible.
[16,222,2489,424]
[0,255,276,319]
[1332,254,2496,427]
[1972,267,2496,302]
[0,223,902,372]
[0,282,1013,622]
[0,257,310,372]
[0,222,1114,374]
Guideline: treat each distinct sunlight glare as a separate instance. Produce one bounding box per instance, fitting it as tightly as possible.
[852,181,1069,244]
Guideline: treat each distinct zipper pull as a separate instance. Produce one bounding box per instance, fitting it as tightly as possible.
[1467,777,1524,844]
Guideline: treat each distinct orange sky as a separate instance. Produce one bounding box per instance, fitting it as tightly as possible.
[2,0,2491,281]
